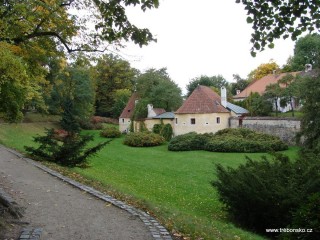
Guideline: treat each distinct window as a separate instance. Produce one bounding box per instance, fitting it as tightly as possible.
[216,117,221,124]
[175,118,178,124]
[122,118,125,123]
[191,118,196,125]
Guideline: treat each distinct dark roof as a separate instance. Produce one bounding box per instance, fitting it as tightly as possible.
[153,112,175,119]
[233,72,300,99]
[119,92,139,119]
[175,85,229,114]
[226,102,249,115]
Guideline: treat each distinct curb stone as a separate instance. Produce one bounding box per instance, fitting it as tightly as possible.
[1,146,172,240]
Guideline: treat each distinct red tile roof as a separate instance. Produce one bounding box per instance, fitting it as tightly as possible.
[175,85,229,114]
[234,72,300,99]
[119,92,139,118]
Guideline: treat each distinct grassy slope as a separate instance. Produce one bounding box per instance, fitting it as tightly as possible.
[0,123,299,240]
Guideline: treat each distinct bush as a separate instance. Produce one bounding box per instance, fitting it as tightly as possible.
[25,128,109,167]
[152,123,173,141]
[213,152,320,238]
[168,132,212,151]
[100,126,121,138]
[123,132,165,147]
[168,128,288,152]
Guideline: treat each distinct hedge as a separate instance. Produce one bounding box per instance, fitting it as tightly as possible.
[123,132,165,147]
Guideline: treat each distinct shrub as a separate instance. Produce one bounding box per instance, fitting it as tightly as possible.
[123,132,165,147]
[213,152,320,238]
[153,123,173,141]
[168,128,288,152]
[168,132,212,151]
[100,126,121,138]
[25,128,109,167]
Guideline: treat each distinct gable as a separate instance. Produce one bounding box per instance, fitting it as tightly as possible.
[119,92,139,119]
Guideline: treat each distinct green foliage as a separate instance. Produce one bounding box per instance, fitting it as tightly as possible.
[100,127,121,138]
[213,152,320,237]
[0,42,29,122]
[186,75,228,96]
[290,33,320,71]
[168,132,213,151]
[123,132,165,147]
[0,0,158,53]
[237,0,320,56]
[298,74,320,153]
[133,98,149,120]
[208,128,288,152]
[135,68,183,113]
[238,92,273,116]
[153,123,173,141]
[169,129,288,152]
[283,193,320,240]
[25,129,109,167]
[94,54,136,117]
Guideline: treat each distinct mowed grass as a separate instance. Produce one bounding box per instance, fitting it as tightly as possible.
[0,123,299,240]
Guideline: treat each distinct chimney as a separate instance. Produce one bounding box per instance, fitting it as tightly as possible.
[147,104,154,118]
[236,89,241,95]
[221,86,227,108]
[305,64,312,72]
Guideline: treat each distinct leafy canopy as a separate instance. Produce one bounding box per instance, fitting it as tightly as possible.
[237,0,320,56]
[0,0,159,53]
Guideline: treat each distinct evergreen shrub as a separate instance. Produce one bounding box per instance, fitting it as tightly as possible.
[213,152,320,238]
[123,132,165,147]
[152,123,173,141]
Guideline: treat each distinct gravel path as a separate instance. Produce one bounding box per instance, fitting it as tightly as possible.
[0,146,169,240]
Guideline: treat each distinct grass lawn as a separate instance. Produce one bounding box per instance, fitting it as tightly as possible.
[0,123,300,240]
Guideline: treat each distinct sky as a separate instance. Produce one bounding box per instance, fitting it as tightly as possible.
[121,0,296,93]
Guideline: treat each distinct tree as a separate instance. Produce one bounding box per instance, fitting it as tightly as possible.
[264,83,282,116]
[0,0,159,53]
[290,33,320,71]
[230,74,249,95]
[135,68,183,116]
[186,75,228,97]
[0,42,29,122]
[94,54,136,116]
[297,73,320,153]
[247,60,279,82]
[278,74,298,117]
[237,0,320,56]
[238,92,272,116]
[111,89,132,118]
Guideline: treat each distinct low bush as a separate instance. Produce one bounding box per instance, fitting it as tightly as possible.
[123,132,165,147]
[213,152,320,238]
[100,126,121,138]
[169,128,288,152]
[168,132,212,151]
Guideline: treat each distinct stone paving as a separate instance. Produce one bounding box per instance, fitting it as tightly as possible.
[3,146,172,240]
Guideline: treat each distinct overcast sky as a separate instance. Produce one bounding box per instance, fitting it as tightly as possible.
[122,0,296,93]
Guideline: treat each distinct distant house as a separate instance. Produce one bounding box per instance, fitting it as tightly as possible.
[233,71,301,112]
[119,92,138,133]
[174,85,248,136]
[119,94,174,133]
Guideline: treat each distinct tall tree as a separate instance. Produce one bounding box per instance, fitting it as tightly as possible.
[290,33,320,71]
[186,75,228,97]
[237,0,320,56]
[94,54,137,117]
[134,68,183,119]
[230,74,249,95]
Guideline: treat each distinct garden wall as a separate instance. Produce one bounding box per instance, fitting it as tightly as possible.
[229,117,301,145]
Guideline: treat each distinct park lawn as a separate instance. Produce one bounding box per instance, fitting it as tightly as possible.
[0,123,299,240]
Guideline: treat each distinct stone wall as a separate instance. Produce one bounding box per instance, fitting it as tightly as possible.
[229,117,301,145]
